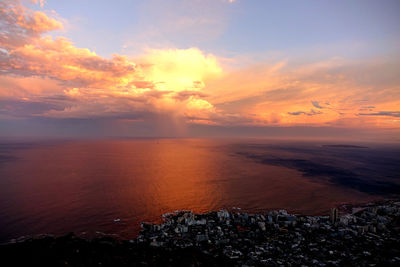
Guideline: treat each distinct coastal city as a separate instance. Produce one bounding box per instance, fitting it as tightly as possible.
[2,199,399,266]
[137,199,400,266]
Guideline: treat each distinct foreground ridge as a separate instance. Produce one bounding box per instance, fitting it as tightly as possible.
[1,199,399,266]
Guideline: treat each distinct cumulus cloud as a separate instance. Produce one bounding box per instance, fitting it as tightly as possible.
[0,1,142,90]
[2,37,144,89]
[138,47,222,92]
[0,0,399,134]
[0,0,221,123]
[0,0,62,48]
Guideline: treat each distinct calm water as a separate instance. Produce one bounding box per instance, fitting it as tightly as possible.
[0,138,399,242]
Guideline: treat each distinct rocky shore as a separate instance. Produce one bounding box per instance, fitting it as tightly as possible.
[1,199,399,266]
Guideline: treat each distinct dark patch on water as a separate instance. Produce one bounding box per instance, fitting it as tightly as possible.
[0,143,36,150]
[0,143,37,166]
[236,143,400,195]
[0,154,18,163]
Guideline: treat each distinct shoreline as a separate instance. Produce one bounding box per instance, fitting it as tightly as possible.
[1,198,399,266]
[0,196,386,244]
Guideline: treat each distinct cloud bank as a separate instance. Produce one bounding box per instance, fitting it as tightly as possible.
[0,0,399,138]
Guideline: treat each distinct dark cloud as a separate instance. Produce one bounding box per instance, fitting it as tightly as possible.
[288,109,322,116]
[359,106,376,111]
[40,95,74,101]
[0,99,68,117]
[361,106,375,109]
[288,111,306,116]
[74,56,135,74]
[140,90,171,99]
[173,91,209,101]
[311,101,324,109]
[359,111,400,117]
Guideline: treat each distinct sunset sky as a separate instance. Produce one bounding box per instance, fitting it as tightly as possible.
[1,0,399,139]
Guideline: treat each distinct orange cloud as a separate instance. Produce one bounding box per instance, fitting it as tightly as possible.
[16,8,61,33]
[0,0,399,133]
[0,0,62,49]
[2,19,144,89]
[8,37,142,88]
[205,57,400,128]
[0,1,222,123]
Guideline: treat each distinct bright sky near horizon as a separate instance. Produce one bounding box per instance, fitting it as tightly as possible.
[0,0,399,139]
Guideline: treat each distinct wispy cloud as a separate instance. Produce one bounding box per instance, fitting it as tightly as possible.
[31,0,46,8]
[311,101,324,109]
[288,109,322,116]
[359,111,400,117]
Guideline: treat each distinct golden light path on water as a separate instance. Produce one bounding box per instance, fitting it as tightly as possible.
[0,139,381,241]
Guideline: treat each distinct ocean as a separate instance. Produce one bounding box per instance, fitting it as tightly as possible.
[0,138,399,242]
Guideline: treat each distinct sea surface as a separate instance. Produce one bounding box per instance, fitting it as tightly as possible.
[0,138,399,242]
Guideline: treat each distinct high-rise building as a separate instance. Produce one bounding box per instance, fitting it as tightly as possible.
[330,208,338,223]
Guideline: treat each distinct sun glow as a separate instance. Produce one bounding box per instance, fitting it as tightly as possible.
[0,0,399,137]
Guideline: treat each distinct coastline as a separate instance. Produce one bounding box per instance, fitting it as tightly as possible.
[1,199,399,266]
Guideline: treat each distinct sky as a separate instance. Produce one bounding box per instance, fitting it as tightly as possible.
[0,0,399,140]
